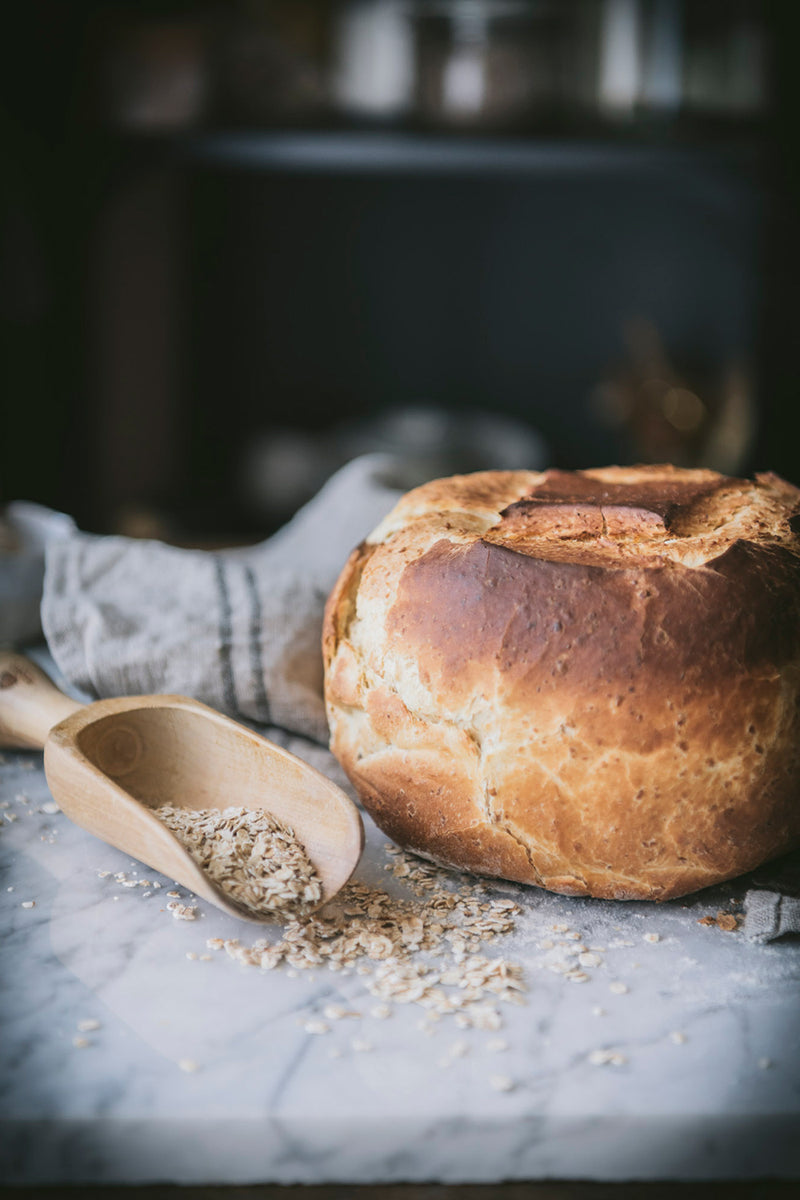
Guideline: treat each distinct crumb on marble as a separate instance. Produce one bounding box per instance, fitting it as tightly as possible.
[21,900,35,909]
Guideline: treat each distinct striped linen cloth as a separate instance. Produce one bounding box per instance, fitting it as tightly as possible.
[41,454,408,746]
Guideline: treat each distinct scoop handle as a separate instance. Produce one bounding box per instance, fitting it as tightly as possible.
[0,652,84,749]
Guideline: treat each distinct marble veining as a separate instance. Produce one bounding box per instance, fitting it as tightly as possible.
[1,740,799,1184]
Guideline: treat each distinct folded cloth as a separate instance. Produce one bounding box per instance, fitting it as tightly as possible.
[41,454,411,745]
[742,851,800,942]
[742,889,800,943]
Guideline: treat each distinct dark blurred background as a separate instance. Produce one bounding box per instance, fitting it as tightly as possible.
[1,0,798,540]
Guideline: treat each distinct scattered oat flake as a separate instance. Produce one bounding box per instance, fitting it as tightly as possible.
[200,954,213,962]
[41,801,60,814]
[579,952,602,968]
[15,793,28,803]
[21,900,35,909]
[167,890,181,898]
[77,1018,101,1032]
[168,903,197,921]
[304,1020,330,1035]
[669,1031,687,1044]
[487,1038,508,1052]
[323,1004,360,1021]
[186,952,198,961]
[178,1058,200,1072]
[489,1074,515,1092]
[609,981,629,994]
[551,923,569,932]
[370,1004,392,1019]
[589,1049,626,1067]
[644,932,661,943]
[72,1036,90,1049]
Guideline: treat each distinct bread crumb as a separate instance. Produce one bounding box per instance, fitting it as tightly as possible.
[715,911,739,932]
[489,1074,515,1092]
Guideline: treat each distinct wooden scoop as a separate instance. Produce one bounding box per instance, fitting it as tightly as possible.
[0,653,363,923]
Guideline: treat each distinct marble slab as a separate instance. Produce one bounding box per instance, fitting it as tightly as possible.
[1,724,799,1185]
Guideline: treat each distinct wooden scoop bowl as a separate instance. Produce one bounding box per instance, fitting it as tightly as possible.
[0,653,363,922]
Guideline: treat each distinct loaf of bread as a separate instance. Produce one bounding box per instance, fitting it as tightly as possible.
[323,465,800,900]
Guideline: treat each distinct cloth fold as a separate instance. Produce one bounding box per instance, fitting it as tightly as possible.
[742,888,800,943]
[41,454,410,745]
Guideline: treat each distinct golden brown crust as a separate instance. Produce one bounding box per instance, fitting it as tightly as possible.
[323,465,800,900]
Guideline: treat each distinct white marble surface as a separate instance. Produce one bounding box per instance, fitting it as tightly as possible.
[1,726,799,1184]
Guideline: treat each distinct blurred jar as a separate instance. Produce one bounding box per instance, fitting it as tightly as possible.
[412,0,567,129]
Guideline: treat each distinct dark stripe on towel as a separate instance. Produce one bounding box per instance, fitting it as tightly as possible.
[244,564,271,723]
[213,556,237,713]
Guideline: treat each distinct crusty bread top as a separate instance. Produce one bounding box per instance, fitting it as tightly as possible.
[365,464,800,570]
